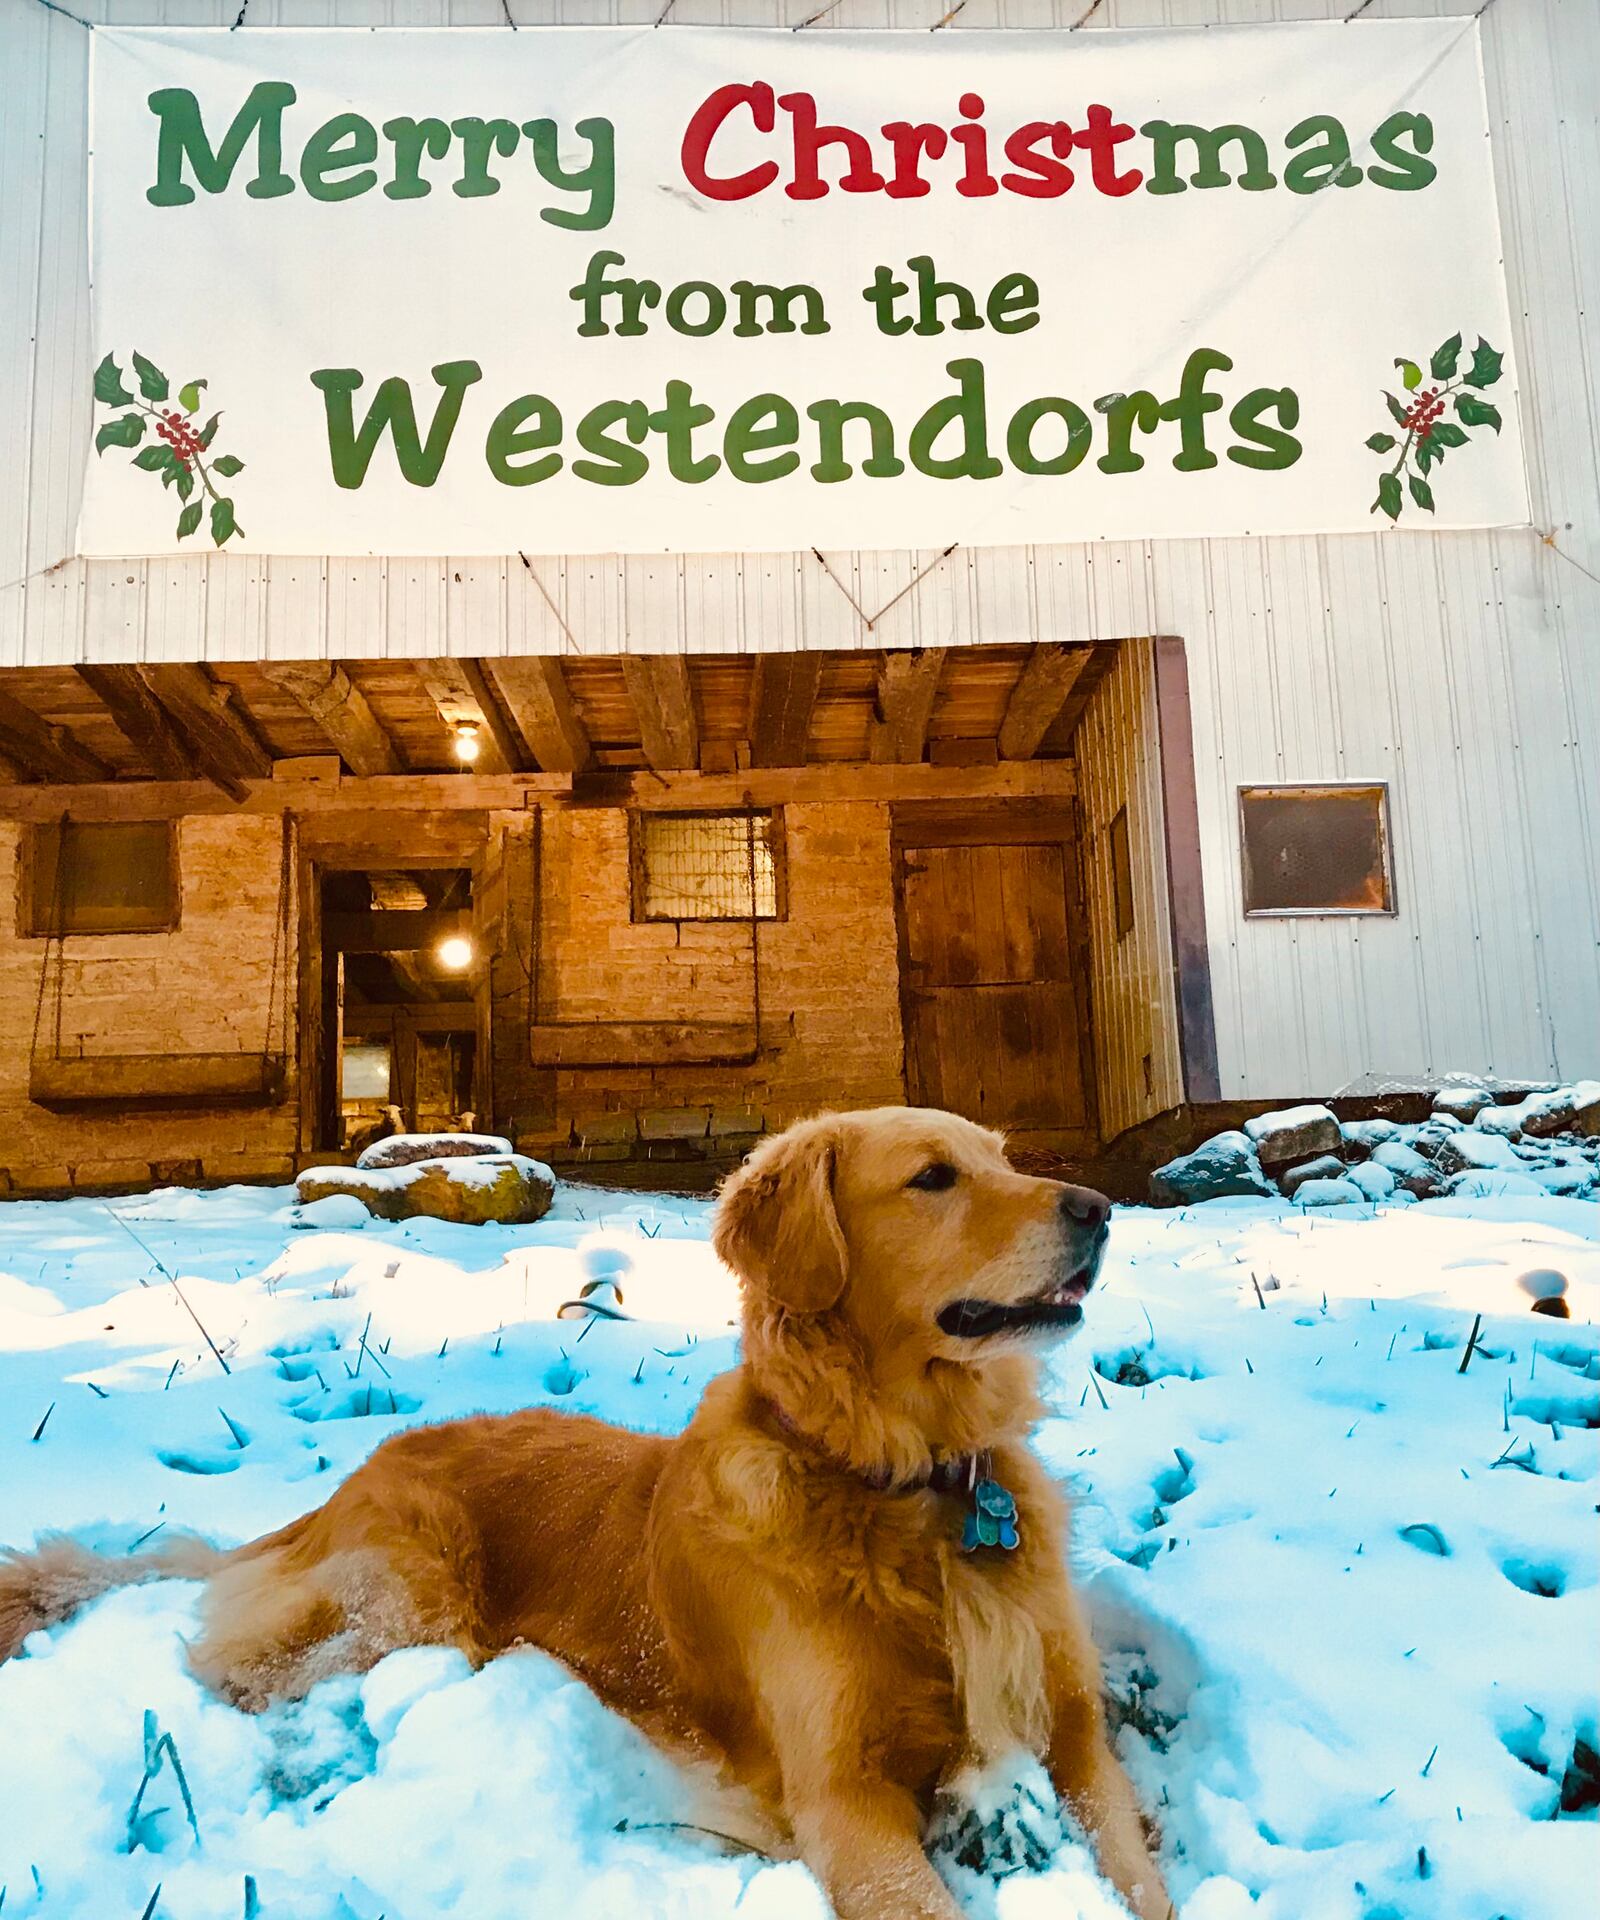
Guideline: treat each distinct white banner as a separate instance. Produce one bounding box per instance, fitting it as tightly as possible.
[81,20,1527,558]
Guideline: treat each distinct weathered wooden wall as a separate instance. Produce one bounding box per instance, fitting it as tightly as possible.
[1075,638,1184,1141]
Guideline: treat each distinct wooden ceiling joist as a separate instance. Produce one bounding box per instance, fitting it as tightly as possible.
[485,656,591,774]
[622,655,698,771]
[749,653,823,769]
[138,663,273,800]
[262,659,402,779]
[74,664,197,783]
[0,685,112,783]
[871,647,947,765]
[997,644,1093,761]
[414,657,520,776]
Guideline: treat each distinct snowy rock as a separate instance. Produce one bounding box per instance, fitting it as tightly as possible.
[297,1154,556,1225]
[1447,1169,1548,1200]
[1292,1176,1365,1208]
[1149,1131,1271,1206]
[1433,1085,1493,1122]
[1519,1080,1600,1139]
[1409,1119,1457,1160]
[1437,1129,1524,1176]
[1529,1161,1596,1197]
[1279,1154,1347,1197]
[1341,1117,1399,1157]
[1372,1140,1433,1181]
[1244,1104,1341,1167]
[292,1193,372,1231]
[1346,1161,1398,1202]
[356,1130,515,1171]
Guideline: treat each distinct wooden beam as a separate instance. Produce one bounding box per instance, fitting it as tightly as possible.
[73,664,197,783]
[997,644,1093,760]
[485,656,591,774]
[324,909,470,953]
[870,647,946,764]
[748,653,823,768]
[138,663,273,799]
[414,658,520,775]
[622,655,698,771]
[261,659,402,778]
[0,686,112,783]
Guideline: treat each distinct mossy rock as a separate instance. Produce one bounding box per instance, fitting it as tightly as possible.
[296,1154,555,1226]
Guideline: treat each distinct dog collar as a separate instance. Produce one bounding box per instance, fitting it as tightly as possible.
[756,1399,1020,1553]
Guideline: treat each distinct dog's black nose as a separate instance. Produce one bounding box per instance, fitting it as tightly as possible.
[1058,1185,1111,1232]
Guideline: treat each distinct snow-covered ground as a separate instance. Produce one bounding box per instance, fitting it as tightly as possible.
[1,1179,1596,1920]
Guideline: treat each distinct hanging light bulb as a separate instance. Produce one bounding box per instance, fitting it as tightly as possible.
[437,934,474,971]
[452,720,481,765]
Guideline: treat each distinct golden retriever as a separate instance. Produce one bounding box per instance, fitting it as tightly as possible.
[0,1107,1169,1920]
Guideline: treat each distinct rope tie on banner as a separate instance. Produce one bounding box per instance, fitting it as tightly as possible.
[809,544,961,635]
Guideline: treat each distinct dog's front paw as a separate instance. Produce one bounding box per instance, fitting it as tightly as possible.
[928,1754,1064,1881]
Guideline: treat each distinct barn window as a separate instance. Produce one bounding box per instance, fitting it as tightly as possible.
[1239,784,1394,916]
[634,811,781,922]
[1109,807,1136,941]
[23,820,179,935]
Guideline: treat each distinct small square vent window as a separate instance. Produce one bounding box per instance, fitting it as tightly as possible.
[25,819,179,935]
[634,811,781,922]
[1240,784,1394,917]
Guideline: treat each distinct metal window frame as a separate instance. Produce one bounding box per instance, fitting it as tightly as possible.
[628,807,787,925]
[1237,780,1397,920]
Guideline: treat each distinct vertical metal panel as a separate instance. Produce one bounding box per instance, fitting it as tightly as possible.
[1076,637,1184,1140]
[1,0,1596,1091]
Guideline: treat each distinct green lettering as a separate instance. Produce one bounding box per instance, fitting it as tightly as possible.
[486,393,562,486]
[524,116,615,231]
[665,281,727,338]
[382,116,452,200]
[806,399,904,482]
[145,81,296,207]
[987,272,1041,335]
[1095,389,1162,474]
[645,380,719,484]
[1368,112,1436,191]
[449,117,519,199]
[310,360,481,489]
[1006,396,1091,476]
[1158,348,1232,473]
[1228,388,1303,470]
[731,281,829,337]
[1283,115,1363,194]
[908,360,1002,481]
[1141,120,1276,195]
[573,399,650,486]
[301,112,377,203]
[724,395,801,484]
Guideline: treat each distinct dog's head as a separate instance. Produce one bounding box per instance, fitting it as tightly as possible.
[713,1108,1109,1453]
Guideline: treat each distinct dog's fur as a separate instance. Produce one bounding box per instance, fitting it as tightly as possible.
[0,1108,1168,1920]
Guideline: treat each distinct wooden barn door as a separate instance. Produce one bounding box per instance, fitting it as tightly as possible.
[894,809,1095,1135]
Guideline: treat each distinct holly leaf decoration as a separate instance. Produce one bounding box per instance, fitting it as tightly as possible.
[176,501,203,540]
[1395,360,1423,392]
[178,379,207,414]
[198,413,221,450]
[1366,432,1397,453]
[1455,392,1502,433]
[1373,472,1403,521]
[1384,392,1408,426]
[133,444,175,474]
[211,497,241,547]
[94,354,134,408]
[1432,421,1469,450]
[95,413,143,454]
[131,351,169,402]
[1430,333,1462,381]
[210,454,244,477]
[1466,339,1503,389]
[174,465,194,500]
[1408,474,1435,513]
[1415,438,1441,474]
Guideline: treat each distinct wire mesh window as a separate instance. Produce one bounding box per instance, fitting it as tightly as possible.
[1239,784,1395,916]
[25,820,179,935]
[635,811,781,922]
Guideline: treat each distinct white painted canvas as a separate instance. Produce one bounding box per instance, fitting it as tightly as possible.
[80,20,1528,557]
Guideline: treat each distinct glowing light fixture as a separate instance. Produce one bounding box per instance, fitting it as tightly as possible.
[452,720,481,765]
[437,935,474,971]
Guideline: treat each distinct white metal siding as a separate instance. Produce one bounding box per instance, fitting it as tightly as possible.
[1075,637,1185,1140]
[2,0,1596,1095]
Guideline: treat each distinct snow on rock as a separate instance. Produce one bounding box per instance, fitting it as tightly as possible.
[1242,1105,1342,1167]
[0,1177,1596,1919]
[356,1130,515,1171]
[1149,1132,1272,1207]
[1437,1129,1525,1175]
[1289,1175,1365,1208]
[1278,1154,1345,1197]
[1432,1085,1494,1123]
[297,1153,556,1226]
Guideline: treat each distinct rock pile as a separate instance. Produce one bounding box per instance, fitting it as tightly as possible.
[1151,1081,1600,1209]
[298,1131,556,1225]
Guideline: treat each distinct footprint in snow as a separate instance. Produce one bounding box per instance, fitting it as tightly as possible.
[156,1448,241,1476]
[287,1385,422,1424]
[1093,1344,1207,1388]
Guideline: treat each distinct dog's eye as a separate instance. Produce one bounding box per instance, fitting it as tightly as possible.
[907,1162,958,1193]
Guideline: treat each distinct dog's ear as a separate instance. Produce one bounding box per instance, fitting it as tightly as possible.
[712,1123,848,1315]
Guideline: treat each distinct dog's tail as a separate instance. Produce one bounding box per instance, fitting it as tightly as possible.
[0,1532,228,1664]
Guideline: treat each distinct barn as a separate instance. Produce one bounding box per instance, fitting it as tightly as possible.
[0,0,1595,1198]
